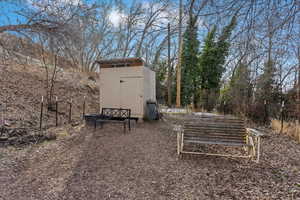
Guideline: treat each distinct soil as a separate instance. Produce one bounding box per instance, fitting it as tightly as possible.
[0,62,99,146]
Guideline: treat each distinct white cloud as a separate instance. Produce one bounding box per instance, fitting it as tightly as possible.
[108,9,126,27]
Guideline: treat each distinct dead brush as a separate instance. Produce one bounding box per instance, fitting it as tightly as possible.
[271,119,300,143]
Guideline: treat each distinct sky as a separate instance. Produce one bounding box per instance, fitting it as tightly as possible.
[0,0,136,27]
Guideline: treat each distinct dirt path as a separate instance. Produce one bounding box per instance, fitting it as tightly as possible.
[0,122,299,200]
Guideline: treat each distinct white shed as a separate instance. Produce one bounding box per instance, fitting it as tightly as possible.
[96,58,156,119]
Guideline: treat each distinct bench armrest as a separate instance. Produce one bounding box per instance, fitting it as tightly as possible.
[246,128,264,137]
[173,125,183,132]
[246,128,263,163]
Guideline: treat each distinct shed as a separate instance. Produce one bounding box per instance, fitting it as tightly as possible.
[95,58,156,119]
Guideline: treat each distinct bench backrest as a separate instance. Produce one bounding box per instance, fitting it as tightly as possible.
[101,108,131,119]
[183,116,247,145]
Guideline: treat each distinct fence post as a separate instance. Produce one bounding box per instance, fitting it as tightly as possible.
[296,119,300,143]
[0,102,4,126]
[55,96,58,127]
[40,96,44,130]
[83,96,86,119]
[264,100,268,124]
[69,99,72,123]
[280,101,284,134]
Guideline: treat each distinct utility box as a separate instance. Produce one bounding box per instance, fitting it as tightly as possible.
[95,58,156,119]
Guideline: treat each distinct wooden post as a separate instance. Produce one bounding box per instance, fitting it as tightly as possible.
[55,96,58,127]
[167,23,172,107]
[69,99,72,123]
[0,102,4,126]
[40,96,44,130]
[280,101,284,134]
[83,96,86,119]
[296,120,300,143]
[176,0,183,108]
[264,100,268,124]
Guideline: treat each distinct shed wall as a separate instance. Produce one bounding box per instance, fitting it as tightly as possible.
[99,66,145,118]
[143,67,156,104]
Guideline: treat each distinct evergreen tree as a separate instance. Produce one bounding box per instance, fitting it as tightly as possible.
[198,26,218,90]
[227,63,252,115]
[198,16,237,110]
[255,59,277,123]
[215,16,237,72]
[155,61,168,104]
[180,15,200,106]
[256,59,276,103]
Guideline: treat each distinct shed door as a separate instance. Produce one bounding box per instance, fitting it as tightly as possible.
[120,77,143,117]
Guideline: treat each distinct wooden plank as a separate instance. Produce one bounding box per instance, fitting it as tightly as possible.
[184,124,245,128]
[184,135,246,141]
[180,150,252,158]
[184,120,245,124]
[184,121,245,126]
[184,131,246,135]
[184,130,245,134]
[184,128,246,133]
[185,121,245,125]
[184,140,248,146]
[185,123,244,127]
[185,119,244,123]
[184,127,246,132]
[184,125,245,130]
[190,116,243,120]
[184,130,246,135]
[191,115,239,118]
[184,137,246,143]
[184,133,246,139]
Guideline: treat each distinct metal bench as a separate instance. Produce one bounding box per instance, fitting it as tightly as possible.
[95,108,131,133]
[175,115,262,162]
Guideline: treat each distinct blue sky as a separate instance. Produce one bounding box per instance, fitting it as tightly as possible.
[0,0,137,26]
[0,1,26,25]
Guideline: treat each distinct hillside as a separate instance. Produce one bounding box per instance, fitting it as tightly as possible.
[0,33,75,70]
[0,59,99,146]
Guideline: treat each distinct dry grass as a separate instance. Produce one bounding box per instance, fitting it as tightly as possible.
[271,119,300,143]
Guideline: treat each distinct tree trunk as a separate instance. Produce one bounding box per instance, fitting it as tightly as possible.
[167,23,172,107]
[297,47,300,141]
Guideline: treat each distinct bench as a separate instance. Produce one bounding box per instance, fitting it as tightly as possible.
[175,115,262,162]
[94,108,131,133]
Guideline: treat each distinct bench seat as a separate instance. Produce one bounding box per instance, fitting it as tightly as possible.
[175,115,262,162]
